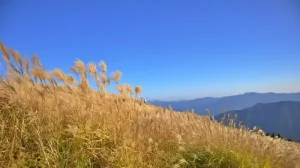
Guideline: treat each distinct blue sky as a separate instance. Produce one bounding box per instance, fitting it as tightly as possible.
[1,0,300,100]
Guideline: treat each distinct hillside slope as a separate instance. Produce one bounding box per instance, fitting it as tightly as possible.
[1,42,300,167]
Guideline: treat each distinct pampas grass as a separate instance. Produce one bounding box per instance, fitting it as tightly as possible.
[0,41,299,168]
[99,60,107,73]
[112,70,122,84]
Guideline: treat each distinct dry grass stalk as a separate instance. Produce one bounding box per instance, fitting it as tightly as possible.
[87,62,97,78]
[112,70,122,84]
[99,60,107,73]
[99,73,108,85]
[31,67,49,85]
[135,86,142,96]
[0,41,10,63]
[125,83,133,96]
[31,54,42,68]
[75,59,86,78]
[97,82,105,92]
[23,55,30,75]
[65,74,77,85]
[51,69,67,83]
[79,76,89,92]
[116,83,132,97]
[10,49,23,66]
[116,84,126,96]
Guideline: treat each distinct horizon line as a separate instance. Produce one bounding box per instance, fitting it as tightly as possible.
[147,91,300,101]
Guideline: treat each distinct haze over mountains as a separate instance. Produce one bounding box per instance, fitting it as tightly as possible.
[149,92,300,115]
[214,101,300,141]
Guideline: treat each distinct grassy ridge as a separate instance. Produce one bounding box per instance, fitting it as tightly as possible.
[0,41,299,168]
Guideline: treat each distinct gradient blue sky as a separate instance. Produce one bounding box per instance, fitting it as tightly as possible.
[1,0,300,100]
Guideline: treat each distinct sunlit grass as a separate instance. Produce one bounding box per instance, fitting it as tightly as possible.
[0,41,299,168]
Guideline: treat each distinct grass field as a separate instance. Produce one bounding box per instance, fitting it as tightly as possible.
[1,41,300,168]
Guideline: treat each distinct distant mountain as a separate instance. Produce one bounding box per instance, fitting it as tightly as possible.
[214,101,300,141]
[149,92,300,115]
[149,97,220,112]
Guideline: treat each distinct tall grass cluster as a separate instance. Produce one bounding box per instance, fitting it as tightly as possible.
[0,41,300,168]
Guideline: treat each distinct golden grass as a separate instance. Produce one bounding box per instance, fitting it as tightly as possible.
[0,41,300,168]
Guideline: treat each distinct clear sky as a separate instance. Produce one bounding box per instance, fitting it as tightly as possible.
[1,0,300,100]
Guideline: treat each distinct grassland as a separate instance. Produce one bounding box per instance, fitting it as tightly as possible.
[0,41,300,168]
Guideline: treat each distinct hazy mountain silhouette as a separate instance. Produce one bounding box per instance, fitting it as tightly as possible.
[214,101,300,141]
[149,97,220,112]
[149,92,300,115]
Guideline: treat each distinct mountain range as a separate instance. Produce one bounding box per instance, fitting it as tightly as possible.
[149,92,300,115]
[214,101,300,141]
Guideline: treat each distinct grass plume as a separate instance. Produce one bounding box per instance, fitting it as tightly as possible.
[112,70,122,84]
